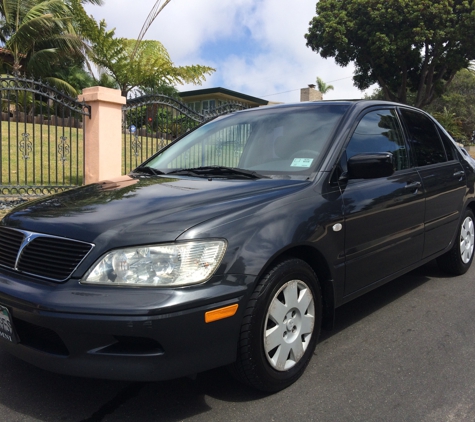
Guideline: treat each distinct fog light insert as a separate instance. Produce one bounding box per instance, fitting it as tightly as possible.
[91,336,164,356]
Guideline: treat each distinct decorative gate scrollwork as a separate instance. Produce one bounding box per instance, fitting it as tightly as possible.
[0,73,91,198]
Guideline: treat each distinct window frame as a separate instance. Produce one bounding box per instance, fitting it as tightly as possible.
[343,106,411,173]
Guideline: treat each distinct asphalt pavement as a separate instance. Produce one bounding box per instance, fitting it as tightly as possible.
[1,259,475,422]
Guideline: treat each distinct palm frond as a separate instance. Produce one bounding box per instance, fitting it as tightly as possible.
[42,76,78,96]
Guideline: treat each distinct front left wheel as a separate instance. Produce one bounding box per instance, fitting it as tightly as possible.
[230,259,322,392]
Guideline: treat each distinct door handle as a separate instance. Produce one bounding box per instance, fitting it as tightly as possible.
[405,181,421,191]
[453,170,465,178]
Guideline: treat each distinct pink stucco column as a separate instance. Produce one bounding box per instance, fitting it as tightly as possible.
[79,87,126,185]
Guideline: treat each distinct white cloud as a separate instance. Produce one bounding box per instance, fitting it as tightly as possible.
[84,0,371,103]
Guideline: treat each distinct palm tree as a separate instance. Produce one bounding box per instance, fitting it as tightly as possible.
[316,76,334,96]
[79,0,214,97]
[1,0,90,77]
[0,0,102,92]
[131,0,172,60]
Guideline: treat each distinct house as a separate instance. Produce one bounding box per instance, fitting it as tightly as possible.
[179,85,324,111]
[178,87,269,112]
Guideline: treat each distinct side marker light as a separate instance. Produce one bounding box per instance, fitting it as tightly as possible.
[205,304,239,323]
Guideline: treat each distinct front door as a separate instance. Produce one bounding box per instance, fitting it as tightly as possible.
[341,108,425,295]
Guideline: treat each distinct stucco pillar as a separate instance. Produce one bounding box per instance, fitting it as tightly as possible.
[78,87,126,185]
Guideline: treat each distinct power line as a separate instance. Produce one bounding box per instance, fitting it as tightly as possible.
[260,76,353,98]
[326,76,353,83]
[260,89,301,98]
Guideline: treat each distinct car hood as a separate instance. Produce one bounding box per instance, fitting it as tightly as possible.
[1,174,309,247]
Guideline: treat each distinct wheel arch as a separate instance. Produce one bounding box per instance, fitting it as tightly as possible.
[256,245,336,331]
[466,199,475,217]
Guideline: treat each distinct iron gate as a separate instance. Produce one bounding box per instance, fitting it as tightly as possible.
[0,74,90,197]
[123,94,247,174]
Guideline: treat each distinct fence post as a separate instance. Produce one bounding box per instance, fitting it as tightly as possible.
[78,87,126,185]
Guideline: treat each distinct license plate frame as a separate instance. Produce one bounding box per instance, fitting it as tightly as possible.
[0,305,18,343]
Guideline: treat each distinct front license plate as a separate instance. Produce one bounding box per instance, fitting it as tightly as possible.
[0,305,18,343]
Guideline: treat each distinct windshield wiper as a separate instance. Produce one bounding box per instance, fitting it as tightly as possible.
[133,166,165,176]
[166,166,268,179]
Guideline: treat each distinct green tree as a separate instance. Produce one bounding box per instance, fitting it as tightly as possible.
[74,6,215,97]
[316,76,334,95]
[51,61,95,92]
[425,69,475,142]
[431,107,465,141]
[0,0,102,93]
[366,69,475,142]
[306,0,475,108]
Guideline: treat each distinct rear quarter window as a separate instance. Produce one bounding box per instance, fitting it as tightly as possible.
[399,109,447,166]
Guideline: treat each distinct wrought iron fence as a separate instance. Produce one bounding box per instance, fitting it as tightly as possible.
[123,93,247,174]
[0,74,90,197]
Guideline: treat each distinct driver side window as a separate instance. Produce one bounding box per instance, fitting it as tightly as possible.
[346,109,409,171]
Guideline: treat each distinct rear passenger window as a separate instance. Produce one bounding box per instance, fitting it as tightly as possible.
[400,109,447,166]
[346,109,408,171]
[437,128,456,161]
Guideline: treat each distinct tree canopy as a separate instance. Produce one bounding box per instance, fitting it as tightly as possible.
[425,69,475,142]
[0,0,213,97]
[0,0,83,75]
[74,5,215,97]
[305,0,475,107]
[366,69,475,142]
[0,0,103,93]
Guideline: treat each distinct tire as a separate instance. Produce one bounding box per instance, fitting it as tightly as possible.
[437,209,475,275]
[230,259,322,392]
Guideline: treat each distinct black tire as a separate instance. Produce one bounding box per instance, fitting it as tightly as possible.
[230,259,322,392]
[437,209,475,275]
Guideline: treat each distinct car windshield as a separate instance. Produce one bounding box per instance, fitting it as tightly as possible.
[144,103,350,180]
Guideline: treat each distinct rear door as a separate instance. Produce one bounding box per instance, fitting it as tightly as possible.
[341,108,425,295]
[399,108,466,258]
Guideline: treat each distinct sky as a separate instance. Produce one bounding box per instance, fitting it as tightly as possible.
[83,0,376,103]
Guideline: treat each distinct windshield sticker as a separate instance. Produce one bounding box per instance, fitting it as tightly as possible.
[291,158,314,168]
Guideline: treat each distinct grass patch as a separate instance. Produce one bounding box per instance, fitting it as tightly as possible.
[1,120,84,187]
[1,120,173,192]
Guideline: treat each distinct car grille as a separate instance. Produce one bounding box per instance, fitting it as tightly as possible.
[0,227,94,281]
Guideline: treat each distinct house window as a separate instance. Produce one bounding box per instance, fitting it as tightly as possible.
[202,100,216,112]
[187,100,218,112]
[190,102,201,112]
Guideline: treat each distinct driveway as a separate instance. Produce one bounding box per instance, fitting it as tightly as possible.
[0,260,474,421]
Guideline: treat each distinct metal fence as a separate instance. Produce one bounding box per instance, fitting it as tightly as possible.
[122,93,247,174]
[0,80,249,199]
[0,74,90,197]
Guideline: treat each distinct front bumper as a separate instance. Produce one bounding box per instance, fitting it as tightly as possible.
[0,270,252,381]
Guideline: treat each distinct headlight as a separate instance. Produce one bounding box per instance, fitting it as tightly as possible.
[81,240,227,287]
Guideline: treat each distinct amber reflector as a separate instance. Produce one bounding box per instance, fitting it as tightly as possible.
[205,304,239,323]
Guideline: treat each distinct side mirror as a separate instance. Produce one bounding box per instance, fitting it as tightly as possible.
[347,152,395,179]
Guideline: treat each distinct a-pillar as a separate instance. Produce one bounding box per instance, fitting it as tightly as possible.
[78,87,126,185]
